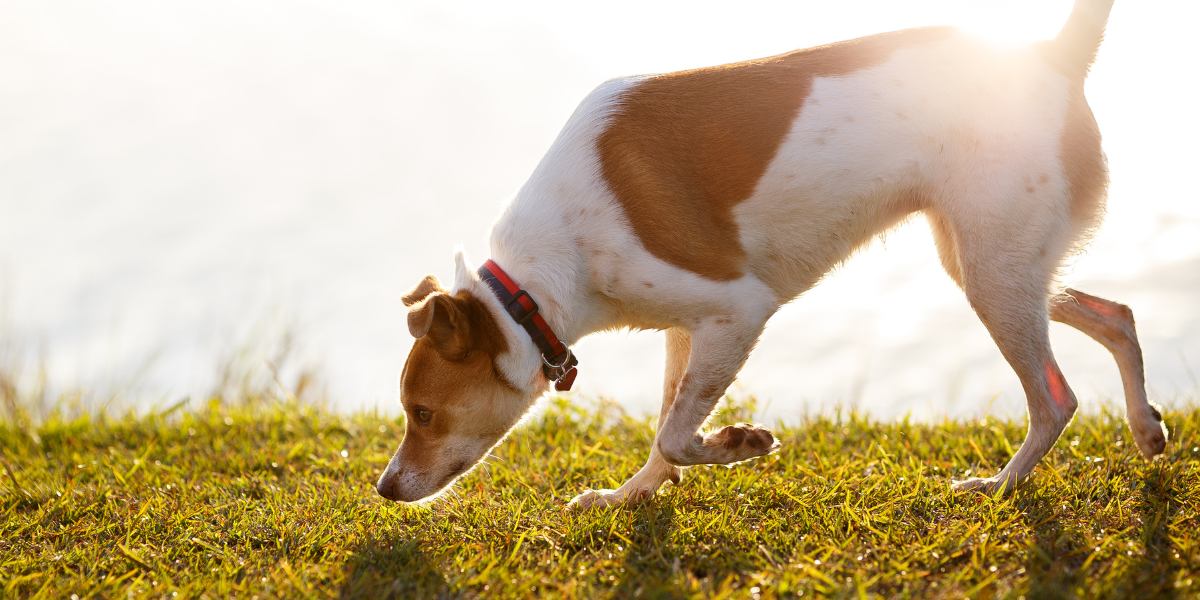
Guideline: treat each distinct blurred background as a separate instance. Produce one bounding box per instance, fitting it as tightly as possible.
[1,0,1197,421]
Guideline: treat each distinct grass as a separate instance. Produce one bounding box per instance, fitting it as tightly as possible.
[1,396,1197,598]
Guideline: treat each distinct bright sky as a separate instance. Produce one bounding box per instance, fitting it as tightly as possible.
[1,0,1197,420]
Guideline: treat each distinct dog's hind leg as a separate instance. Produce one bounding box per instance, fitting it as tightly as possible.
[569,328,689,509]
[1049,289,1168,457]
[935,196,1081,493]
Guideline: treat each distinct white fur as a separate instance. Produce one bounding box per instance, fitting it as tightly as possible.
[738,39,1072,298]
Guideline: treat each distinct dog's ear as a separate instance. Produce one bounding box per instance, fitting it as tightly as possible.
[407,294,473,360]
[403,275,444,307]
[453,250,477,290]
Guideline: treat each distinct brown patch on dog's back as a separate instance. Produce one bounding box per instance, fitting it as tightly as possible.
[598,28,953,281]
[1060,84,1107,234]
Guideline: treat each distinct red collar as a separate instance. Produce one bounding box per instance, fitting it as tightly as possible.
[478,260,578,391]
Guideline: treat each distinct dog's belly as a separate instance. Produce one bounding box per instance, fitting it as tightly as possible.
[736,185,921,301]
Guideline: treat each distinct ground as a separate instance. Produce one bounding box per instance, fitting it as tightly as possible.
[1,397,1197,598]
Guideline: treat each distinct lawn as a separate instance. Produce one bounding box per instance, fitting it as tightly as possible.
[1,396,1197,598]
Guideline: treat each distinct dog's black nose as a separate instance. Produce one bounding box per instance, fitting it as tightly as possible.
[376,475,402,501]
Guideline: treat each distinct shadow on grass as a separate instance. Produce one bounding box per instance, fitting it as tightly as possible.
[1019,489,1087,598]
[612,502,682,598]
[339,536,449,599]
[1120,463,1182,599]
[1020,463,1182,599]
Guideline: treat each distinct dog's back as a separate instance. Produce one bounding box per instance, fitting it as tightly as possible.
[492,5,1109,320]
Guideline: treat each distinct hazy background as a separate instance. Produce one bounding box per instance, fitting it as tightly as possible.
[2,0,1197,421]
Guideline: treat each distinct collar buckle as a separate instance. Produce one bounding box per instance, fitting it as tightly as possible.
[504,290,538,325]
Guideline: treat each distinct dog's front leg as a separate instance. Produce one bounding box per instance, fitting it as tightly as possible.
[569,329,689,510]
[655,316,779,467]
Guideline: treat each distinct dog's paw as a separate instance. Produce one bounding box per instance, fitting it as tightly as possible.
[1130,404,1168,458]
[567,487,653,511]
[707,423,780,463]
[952,476,1014,495]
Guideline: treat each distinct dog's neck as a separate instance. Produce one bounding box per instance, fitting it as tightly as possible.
[482,198,621,396]
[486,236,596,348]
[481,81,630,390]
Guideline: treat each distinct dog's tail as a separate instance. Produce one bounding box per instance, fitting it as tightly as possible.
[1049,0,1116,77]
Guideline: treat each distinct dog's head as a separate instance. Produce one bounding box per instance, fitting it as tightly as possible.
[376,255,544,503]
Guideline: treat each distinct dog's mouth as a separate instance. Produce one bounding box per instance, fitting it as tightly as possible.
[437,460,469,488]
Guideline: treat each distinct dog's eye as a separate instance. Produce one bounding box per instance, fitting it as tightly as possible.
[413,407,433,426]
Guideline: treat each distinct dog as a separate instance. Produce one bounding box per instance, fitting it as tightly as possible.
[376,0,1168,507]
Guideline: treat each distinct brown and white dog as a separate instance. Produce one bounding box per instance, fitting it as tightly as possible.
[377,0,1168,507]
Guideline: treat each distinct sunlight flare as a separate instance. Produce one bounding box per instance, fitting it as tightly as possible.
[951,0,1076,47]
